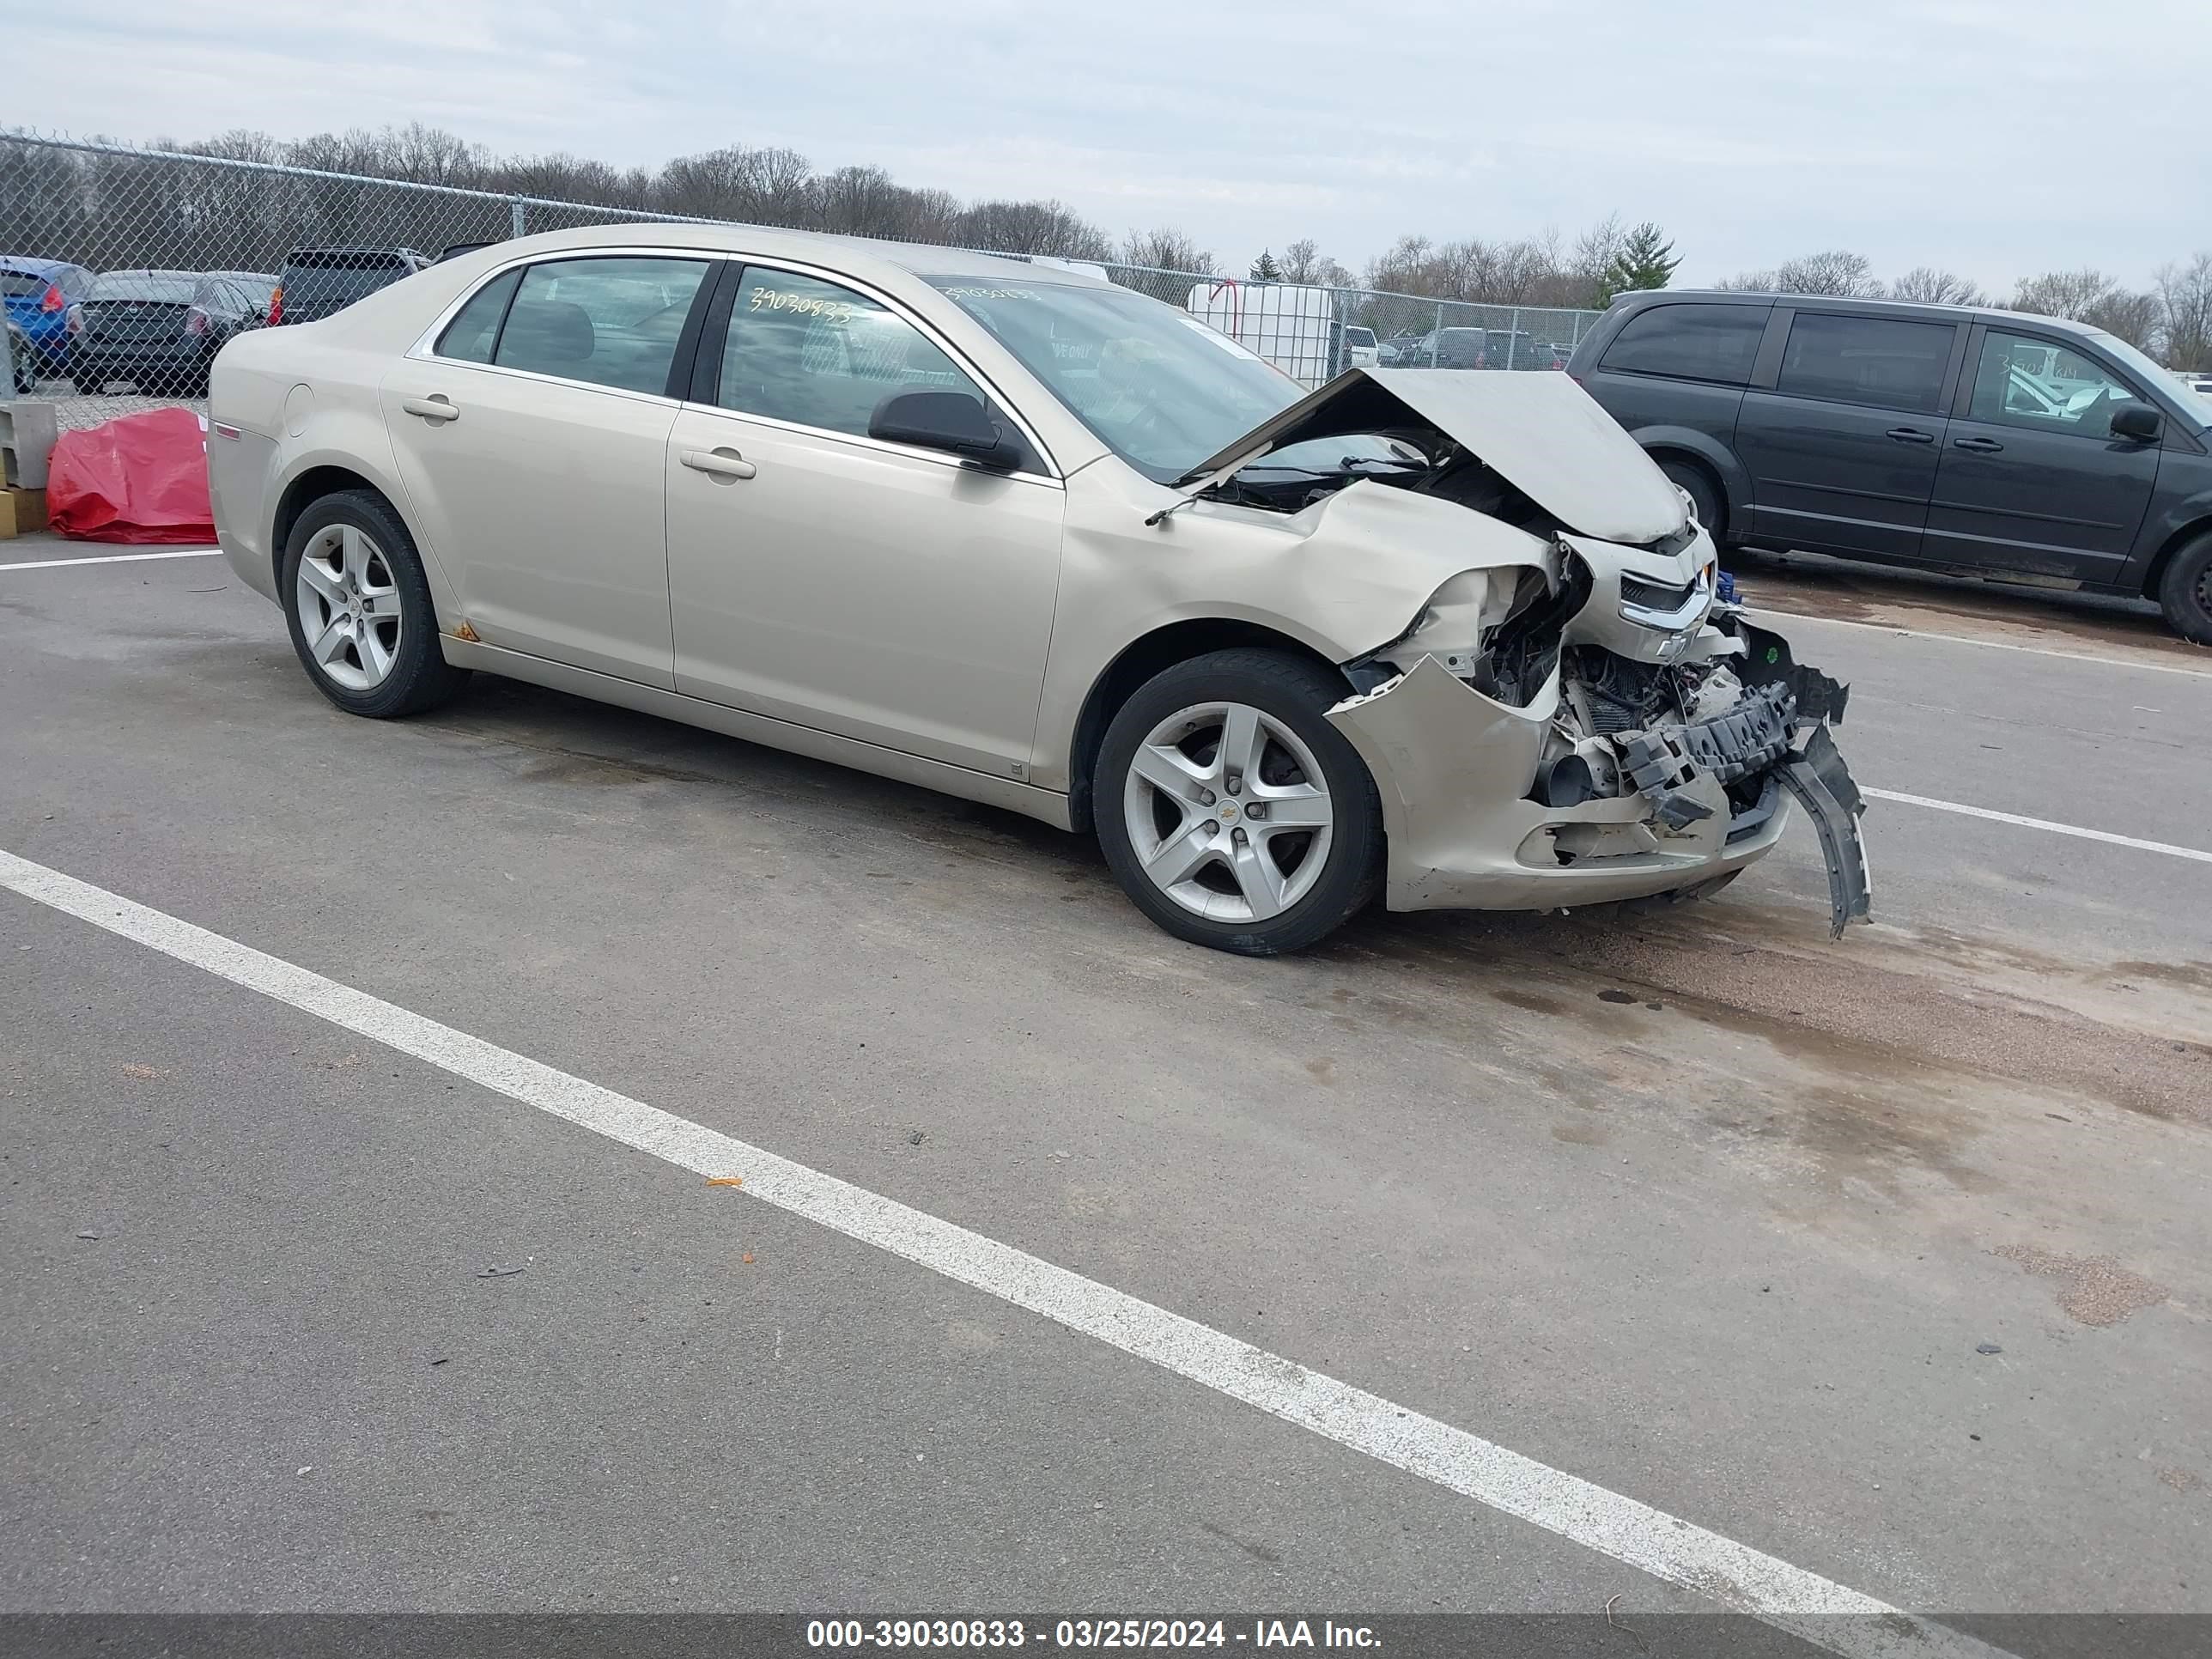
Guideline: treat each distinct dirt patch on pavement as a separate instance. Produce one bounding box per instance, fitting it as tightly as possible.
[1990,1243,2169,1327]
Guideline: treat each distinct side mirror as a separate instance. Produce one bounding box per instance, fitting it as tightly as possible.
[2111,401,2161,443]
[869,390,1017,468]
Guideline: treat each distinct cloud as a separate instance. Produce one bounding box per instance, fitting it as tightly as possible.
[11,0,2210,288]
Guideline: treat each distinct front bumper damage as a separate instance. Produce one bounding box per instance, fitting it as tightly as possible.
[1327,621,1873,938]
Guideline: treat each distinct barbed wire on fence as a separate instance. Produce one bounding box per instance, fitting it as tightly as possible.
[3,130,1600,428]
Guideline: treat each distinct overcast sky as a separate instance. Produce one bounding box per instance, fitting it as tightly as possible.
[15,0,2210,290]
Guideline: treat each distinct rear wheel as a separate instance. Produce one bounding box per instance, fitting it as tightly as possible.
[1658,457,1727,546]
[2156,532,2212,646]
[1095,648,1382,956]
[281,490,469,718]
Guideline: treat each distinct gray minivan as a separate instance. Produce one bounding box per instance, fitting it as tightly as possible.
[1567,291,2212,641]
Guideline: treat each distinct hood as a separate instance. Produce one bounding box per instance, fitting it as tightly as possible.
[1176,367,1687,546]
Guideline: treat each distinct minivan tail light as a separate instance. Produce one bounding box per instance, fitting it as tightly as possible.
[185,307,211,336]
[266,284,283,325]
[40,283,65,313]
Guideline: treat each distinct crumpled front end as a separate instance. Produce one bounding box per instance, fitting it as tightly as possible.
[1327,542,1872,937]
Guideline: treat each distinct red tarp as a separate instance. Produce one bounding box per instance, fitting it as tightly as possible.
[46,408,216,544]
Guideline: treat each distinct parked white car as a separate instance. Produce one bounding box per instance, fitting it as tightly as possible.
[208,224,1869,953]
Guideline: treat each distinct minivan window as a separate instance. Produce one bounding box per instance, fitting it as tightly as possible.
[494,256,708,395]
[1775,313,1953,414]
[1598,303,1765,385]
[436,268,522,363]
[1967,330,2142,441]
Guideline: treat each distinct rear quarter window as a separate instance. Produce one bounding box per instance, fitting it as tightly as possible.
[1599,303,1765,385]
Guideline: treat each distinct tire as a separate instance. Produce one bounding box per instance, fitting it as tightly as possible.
[2155,532,2212,647]
[1658,457,1727,547]
[281,489,469,719]
[1094,647,1382,956]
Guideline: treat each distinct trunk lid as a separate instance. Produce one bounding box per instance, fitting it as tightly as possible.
[1175,367,1687,546]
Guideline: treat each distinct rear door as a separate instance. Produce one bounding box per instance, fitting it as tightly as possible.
[1732,309,1962,559]
[380,252,716,687]
[1922,326,2160,581]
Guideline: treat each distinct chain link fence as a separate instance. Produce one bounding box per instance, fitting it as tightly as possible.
[3,132,1600,430]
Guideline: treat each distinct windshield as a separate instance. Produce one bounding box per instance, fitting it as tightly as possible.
[927,276,1396,484]
[2090,330,2210,428]
[88,272,197,303]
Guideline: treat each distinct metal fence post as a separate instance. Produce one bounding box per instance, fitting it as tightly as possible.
[1508,307,1520,370]
[1431,301,1443,367]
[510,196,526,239]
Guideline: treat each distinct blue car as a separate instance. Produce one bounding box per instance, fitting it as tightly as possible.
[3,256,94,386]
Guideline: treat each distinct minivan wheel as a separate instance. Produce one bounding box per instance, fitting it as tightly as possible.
[281,490,470,718]
[2155,532,2212,647]
[1094,647,1382,956]
[1658,458,1727,546]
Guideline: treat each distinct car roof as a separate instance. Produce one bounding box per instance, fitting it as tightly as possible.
[1,255,84,277]
[429,221,1110,290]
[1613,287,2111,341]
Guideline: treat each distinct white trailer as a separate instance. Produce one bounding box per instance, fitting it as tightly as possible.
[1185,279,1341,386]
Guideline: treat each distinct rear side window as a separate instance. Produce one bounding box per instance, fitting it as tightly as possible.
[436,269,522,363]
[1776,313,1954,413]
[1600,303,1765,385]
[493,256,709,394]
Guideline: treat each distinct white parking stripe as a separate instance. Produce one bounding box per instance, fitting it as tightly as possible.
[0,845,2011,1659]
[1749,607,2212,681]
[0,547,223,572]
[1864,787,2212,864]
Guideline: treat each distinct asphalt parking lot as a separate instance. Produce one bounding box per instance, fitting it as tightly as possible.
[3,538,2208,1656]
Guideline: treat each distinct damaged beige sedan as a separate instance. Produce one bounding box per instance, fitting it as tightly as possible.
[209,224,1869,955]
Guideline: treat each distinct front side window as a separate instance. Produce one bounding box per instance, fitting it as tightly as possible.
[717,267,988,441]
[436,268,522,364]
[1966,330,2144,440]
[493,256,708,394]
[1775,313,1954,413]
[1599,303,1765,385]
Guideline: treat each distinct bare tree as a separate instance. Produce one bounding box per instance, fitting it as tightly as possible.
[1121,227,1214,275]
[2007,268,2120,321]
[2082,289,2162,351]
[2158,253,2212,370]
[954,198,1112,259]
[1888,266,1987,306]
[653,146,814,225]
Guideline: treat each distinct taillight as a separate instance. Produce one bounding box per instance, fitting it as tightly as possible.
[185,307,211,336]
[266,284,283,325]
[65,303,84,335]
[40,283,65,313]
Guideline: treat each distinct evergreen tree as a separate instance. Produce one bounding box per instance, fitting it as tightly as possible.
[1598,223,1680,305]
[1249,248,1283,282]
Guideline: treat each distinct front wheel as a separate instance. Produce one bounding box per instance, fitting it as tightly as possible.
[1094,647,1382,956]
[2156,532,2212,646]
[281,489,469,718]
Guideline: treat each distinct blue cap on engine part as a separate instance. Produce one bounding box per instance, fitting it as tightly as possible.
[1717,570,1738,605]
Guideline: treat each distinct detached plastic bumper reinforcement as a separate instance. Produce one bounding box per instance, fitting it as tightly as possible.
[1776,724,1873,939]
[1615,683,1796,831]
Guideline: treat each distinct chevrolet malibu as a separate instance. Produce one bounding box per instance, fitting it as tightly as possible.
[208,224,1869,955]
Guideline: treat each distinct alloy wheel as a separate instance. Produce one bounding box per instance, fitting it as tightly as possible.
[1121,701,1335,923]
[295,523,404,691]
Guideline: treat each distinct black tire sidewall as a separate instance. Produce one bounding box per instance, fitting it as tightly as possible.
[2158,536,2212,647]
[1658,458,1725,545]
[1094,648,1382,956]
[281,491,459,718]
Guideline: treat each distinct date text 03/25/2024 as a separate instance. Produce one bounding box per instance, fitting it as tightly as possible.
[805,1619,1381,1649]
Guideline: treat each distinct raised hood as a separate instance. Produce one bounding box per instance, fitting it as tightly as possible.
[1176,367,1688,546]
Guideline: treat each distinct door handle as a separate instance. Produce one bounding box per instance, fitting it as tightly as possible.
[400,395,459,422]
[1885,427,1935,444]
[681,447,757,482]
[1953,435,2004,453]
